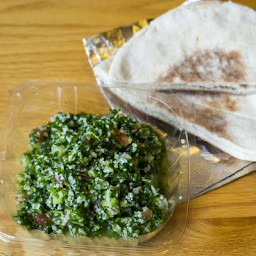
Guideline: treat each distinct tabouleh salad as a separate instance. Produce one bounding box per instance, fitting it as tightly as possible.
[14,109,170,239]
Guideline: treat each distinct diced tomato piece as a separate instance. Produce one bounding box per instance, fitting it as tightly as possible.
[33,213,47,226]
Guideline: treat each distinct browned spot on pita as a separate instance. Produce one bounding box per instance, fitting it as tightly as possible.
[157,91,238,112]
[181,91,238,112]
[149,93,227,136]
[158,49,245,83]
[202,93,238,112]
[192,108,227,134]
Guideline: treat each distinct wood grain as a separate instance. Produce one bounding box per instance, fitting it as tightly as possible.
[0,0,256,255]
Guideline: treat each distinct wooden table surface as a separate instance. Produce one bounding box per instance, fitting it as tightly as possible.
[1,0,256,255]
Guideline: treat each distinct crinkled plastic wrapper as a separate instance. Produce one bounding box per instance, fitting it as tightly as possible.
[82,0,256,198]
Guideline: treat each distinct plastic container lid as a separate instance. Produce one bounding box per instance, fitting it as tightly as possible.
[0,81,191,255]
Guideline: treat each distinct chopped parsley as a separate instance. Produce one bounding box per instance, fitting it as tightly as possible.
[14,109,169,239]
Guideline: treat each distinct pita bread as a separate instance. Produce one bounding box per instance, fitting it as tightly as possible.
[93,1,256,161]
[106,1,256,88]
[94,54,256,94]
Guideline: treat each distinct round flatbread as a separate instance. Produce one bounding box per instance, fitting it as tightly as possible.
[107,1,256,87]
[93,1,256,161]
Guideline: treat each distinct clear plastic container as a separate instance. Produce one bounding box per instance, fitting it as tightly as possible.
[0,81,191,255]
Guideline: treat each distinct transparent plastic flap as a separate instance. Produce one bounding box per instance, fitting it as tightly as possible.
[0,82,191,255]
